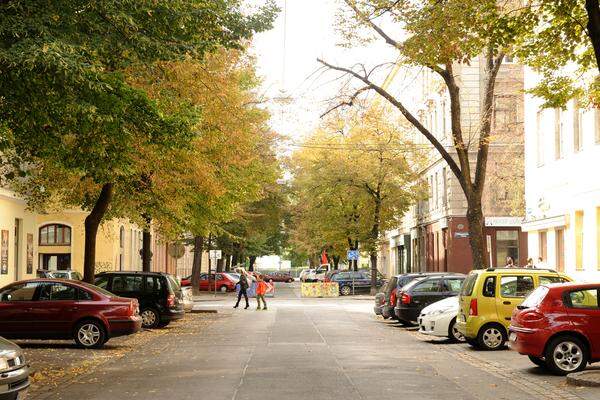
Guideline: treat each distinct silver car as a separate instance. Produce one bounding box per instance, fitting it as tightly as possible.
[0,337,30,399]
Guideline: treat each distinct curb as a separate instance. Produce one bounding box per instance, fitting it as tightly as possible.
[191,309,218,314]
[566,371,600,387]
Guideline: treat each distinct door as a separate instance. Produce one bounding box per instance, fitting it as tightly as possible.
[0,282,42,336]
[14,219,21,280]
[565,287,600,358]
[198,274,209,291]
[34,282,79,337]
[41,254,72,270]
[496,275,534,326]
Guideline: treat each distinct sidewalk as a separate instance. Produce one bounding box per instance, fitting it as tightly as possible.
[568,370,600,387]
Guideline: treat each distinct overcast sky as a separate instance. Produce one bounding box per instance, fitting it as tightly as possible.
[249,0,393,148]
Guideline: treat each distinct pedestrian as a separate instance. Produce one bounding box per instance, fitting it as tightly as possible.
[525,258,534,268]
[255,273,268,310]
[505,256,515,268]
[233,268,250,309]
[537,257,547,269]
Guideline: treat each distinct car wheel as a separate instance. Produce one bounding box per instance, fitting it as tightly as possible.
[340,285,351,296]
[528,355,547,368]
[219,285,228,293]
[74,320,106,349]
[477,324,507,351]
[544,336,589,375]
[141,308,160,329]
[447,318,465,342]
[287,279,293,283]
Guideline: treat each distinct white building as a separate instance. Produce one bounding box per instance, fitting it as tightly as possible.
[522,68,600,281]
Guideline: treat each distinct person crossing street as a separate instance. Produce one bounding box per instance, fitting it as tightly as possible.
[233,268,251,309]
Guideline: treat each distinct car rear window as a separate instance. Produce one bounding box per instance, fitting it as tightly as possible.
[460,274,478,296]
[166,275,180,294]
[400,277,426,292]
[81,281,116,297]
[412,279,442,293]
[520,286,549,309]
[568,289,599,309]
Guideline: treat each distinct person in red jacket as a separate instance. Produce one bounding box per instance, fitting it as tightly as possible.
[255,274,268,310]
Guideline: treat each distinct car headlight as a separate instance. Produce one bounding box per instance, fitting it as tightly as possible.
[0,357,8,371]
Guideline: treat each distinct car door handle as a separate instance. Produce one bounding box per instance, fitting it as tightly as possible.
[503,301,511,305]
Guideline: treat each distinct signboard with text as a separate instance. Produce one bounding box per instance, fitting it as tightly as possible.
[347,250,359,261]
[209,250,222,260]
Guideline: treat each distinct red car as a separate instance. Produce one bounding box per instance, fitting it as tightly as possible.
[181,273,237,292]
[509,282,600,375]
[262,272,294,283]
[0,279,142,348]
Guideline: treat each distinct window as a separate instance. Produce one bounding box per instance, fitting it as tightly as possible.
[482,276,496,297]
[503,54,515,63]
[442,167,447,207]
[112,275,143,292]
[460,274,477,296]
[38,283,76,301]
[493,95,518,132]
[434,172,438,209]
[144,276,163,293]
[539,276,569,285]
[78,289,93,301]
[39,224,71,245]
[500,276,534,298]
[413,279,441,293]
[595,108,600,144]
[0,282,40,301]
[556,228,565,272]
[94,276,110,290]
[573,100,583,152]
[334,272,351,281]
[539,231,547,263]
[444,278,464,293]
[568,289,599,309]
[496,230,519,268]
[536,110,544,166]
[554,108,563,159]
[575,211,584,270]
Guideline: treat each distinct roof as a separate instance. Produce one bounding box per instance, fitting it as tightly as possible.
[97,271,168,276]
[544,282,600,291]
[470,267,561,274]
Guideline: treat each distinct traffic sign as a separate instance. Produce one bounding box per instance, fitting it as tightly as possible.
[209,250,222,260]
[347,250,359,261]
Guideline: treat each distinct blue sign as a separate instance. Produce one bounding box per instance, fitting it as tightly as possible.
[347,250,359,261]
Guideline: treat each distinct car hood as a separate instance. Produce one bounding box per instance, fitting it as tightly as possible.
[421,296,459,315]
[0,337,22,356]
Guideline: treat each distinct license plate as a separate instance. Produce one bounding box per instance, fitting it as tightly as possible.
[509,332,517,342]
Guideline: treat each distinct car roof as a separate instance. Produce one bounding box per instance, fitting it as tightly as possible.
[545,282,600,291]
[97,271,168,276]
[471,267,562,275]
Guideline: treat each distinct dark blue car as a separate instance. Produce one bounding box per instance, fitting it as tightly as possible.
[328,270,384,296]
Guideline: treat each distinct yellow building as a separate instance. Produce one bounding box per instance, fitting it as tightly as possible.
[0,188,200,287]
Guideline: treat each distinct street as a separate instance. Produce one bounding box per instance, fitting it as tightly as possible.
[20,283,597,400]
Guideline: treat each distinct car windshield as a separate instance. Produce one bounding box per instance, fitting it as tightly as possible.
[460,273,478,296]
[520,286,549,309]
[166,275,181,293]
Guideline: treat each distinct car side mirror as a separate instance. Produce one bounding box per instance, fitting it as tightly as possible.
[4,294,11,301]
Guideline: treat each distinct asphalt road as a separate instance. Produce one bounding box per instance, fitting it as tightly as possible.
[38,282,598,400]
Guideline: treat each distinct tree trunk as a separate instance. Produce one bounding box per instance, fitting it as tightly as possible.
[225,255,231,272]
[249,255,257,271]
[370,196,381,295]
[332,255,340,269]
[232,252,239,268]
[466,196,486,269]
[191,236,204,296]
[370,252,378,295]
[142,215,152,272]
[586,0,600,72]
[83,183,114,283]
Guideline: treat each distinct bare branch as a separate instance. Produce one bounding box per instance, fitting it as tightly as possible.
[344,0,403,51]
[320,86,370,118]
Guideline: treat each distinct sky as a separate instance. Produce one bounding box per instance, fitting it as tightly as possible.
[249,0,394,149]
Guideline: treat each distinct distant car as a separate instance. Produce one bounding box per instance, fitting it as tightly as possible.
[328,270,384,296]
[95,271,184,329]
[395,274,466,325]
[510,282,600,375]
[36,269,83,280]
[299,269,313,282]
[182,286,194,312]
[0,337,30,399]
[181,273,237,293]
[263,271,294,283]
[418,296,464,342]
[0,278,141,348]
[374,283,388,316]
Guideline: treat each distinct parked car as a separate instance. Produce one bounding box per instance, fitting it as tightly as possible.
[383,273,456,320]
[182,286,194,312]
[418,296,464,342]
[299,269,314,282]
[0,337,30,400]
[328,270,384,296]
[509,282,600,375]
[181,273,237,292]
[263,271,294,283]
[305,266,331,283]
[456,267,571,351]
[395,274,466,325]
[95,271,184,329]
[0,279,141,348]
[36,269,83,280]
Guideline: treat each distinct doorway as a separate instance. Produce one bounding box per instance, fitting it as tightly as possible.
[14,219,21,280]
[40,254,71,270]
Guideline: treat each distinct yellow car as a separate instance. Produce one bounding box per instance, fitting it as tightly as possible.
[456,268,571,350]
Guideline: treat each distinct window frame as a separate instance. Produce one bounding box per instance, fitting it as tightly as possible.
[39,224,72,246]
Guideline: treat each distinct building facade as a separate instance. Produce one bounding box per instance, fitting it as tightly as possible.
[380,56,527,276]
[522,68,600,281]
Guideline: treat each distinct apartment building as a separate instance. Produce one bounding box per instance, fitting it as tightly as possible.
[522,68,600,281]
[381,56,527,275]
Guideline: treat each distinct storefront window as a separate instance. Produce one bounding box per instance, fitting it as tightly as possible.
[496,230,519,267]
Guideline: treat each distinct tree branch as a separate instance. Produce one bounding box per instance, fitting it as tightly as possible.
[344,0,403,51]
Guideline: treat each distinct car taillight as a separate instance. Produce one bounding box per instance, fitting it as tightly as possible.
[522,310,545,323]
[167,294,176,308]
[469,299,478,316]
[390,288,397,306]
[401,293,411,305]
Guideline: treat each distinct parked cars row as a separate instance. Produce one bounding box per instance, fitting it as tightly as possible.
[374,267,600,375]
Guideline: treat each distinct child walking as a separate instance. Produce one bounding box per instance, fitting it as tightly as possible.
[255,274,268,310]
